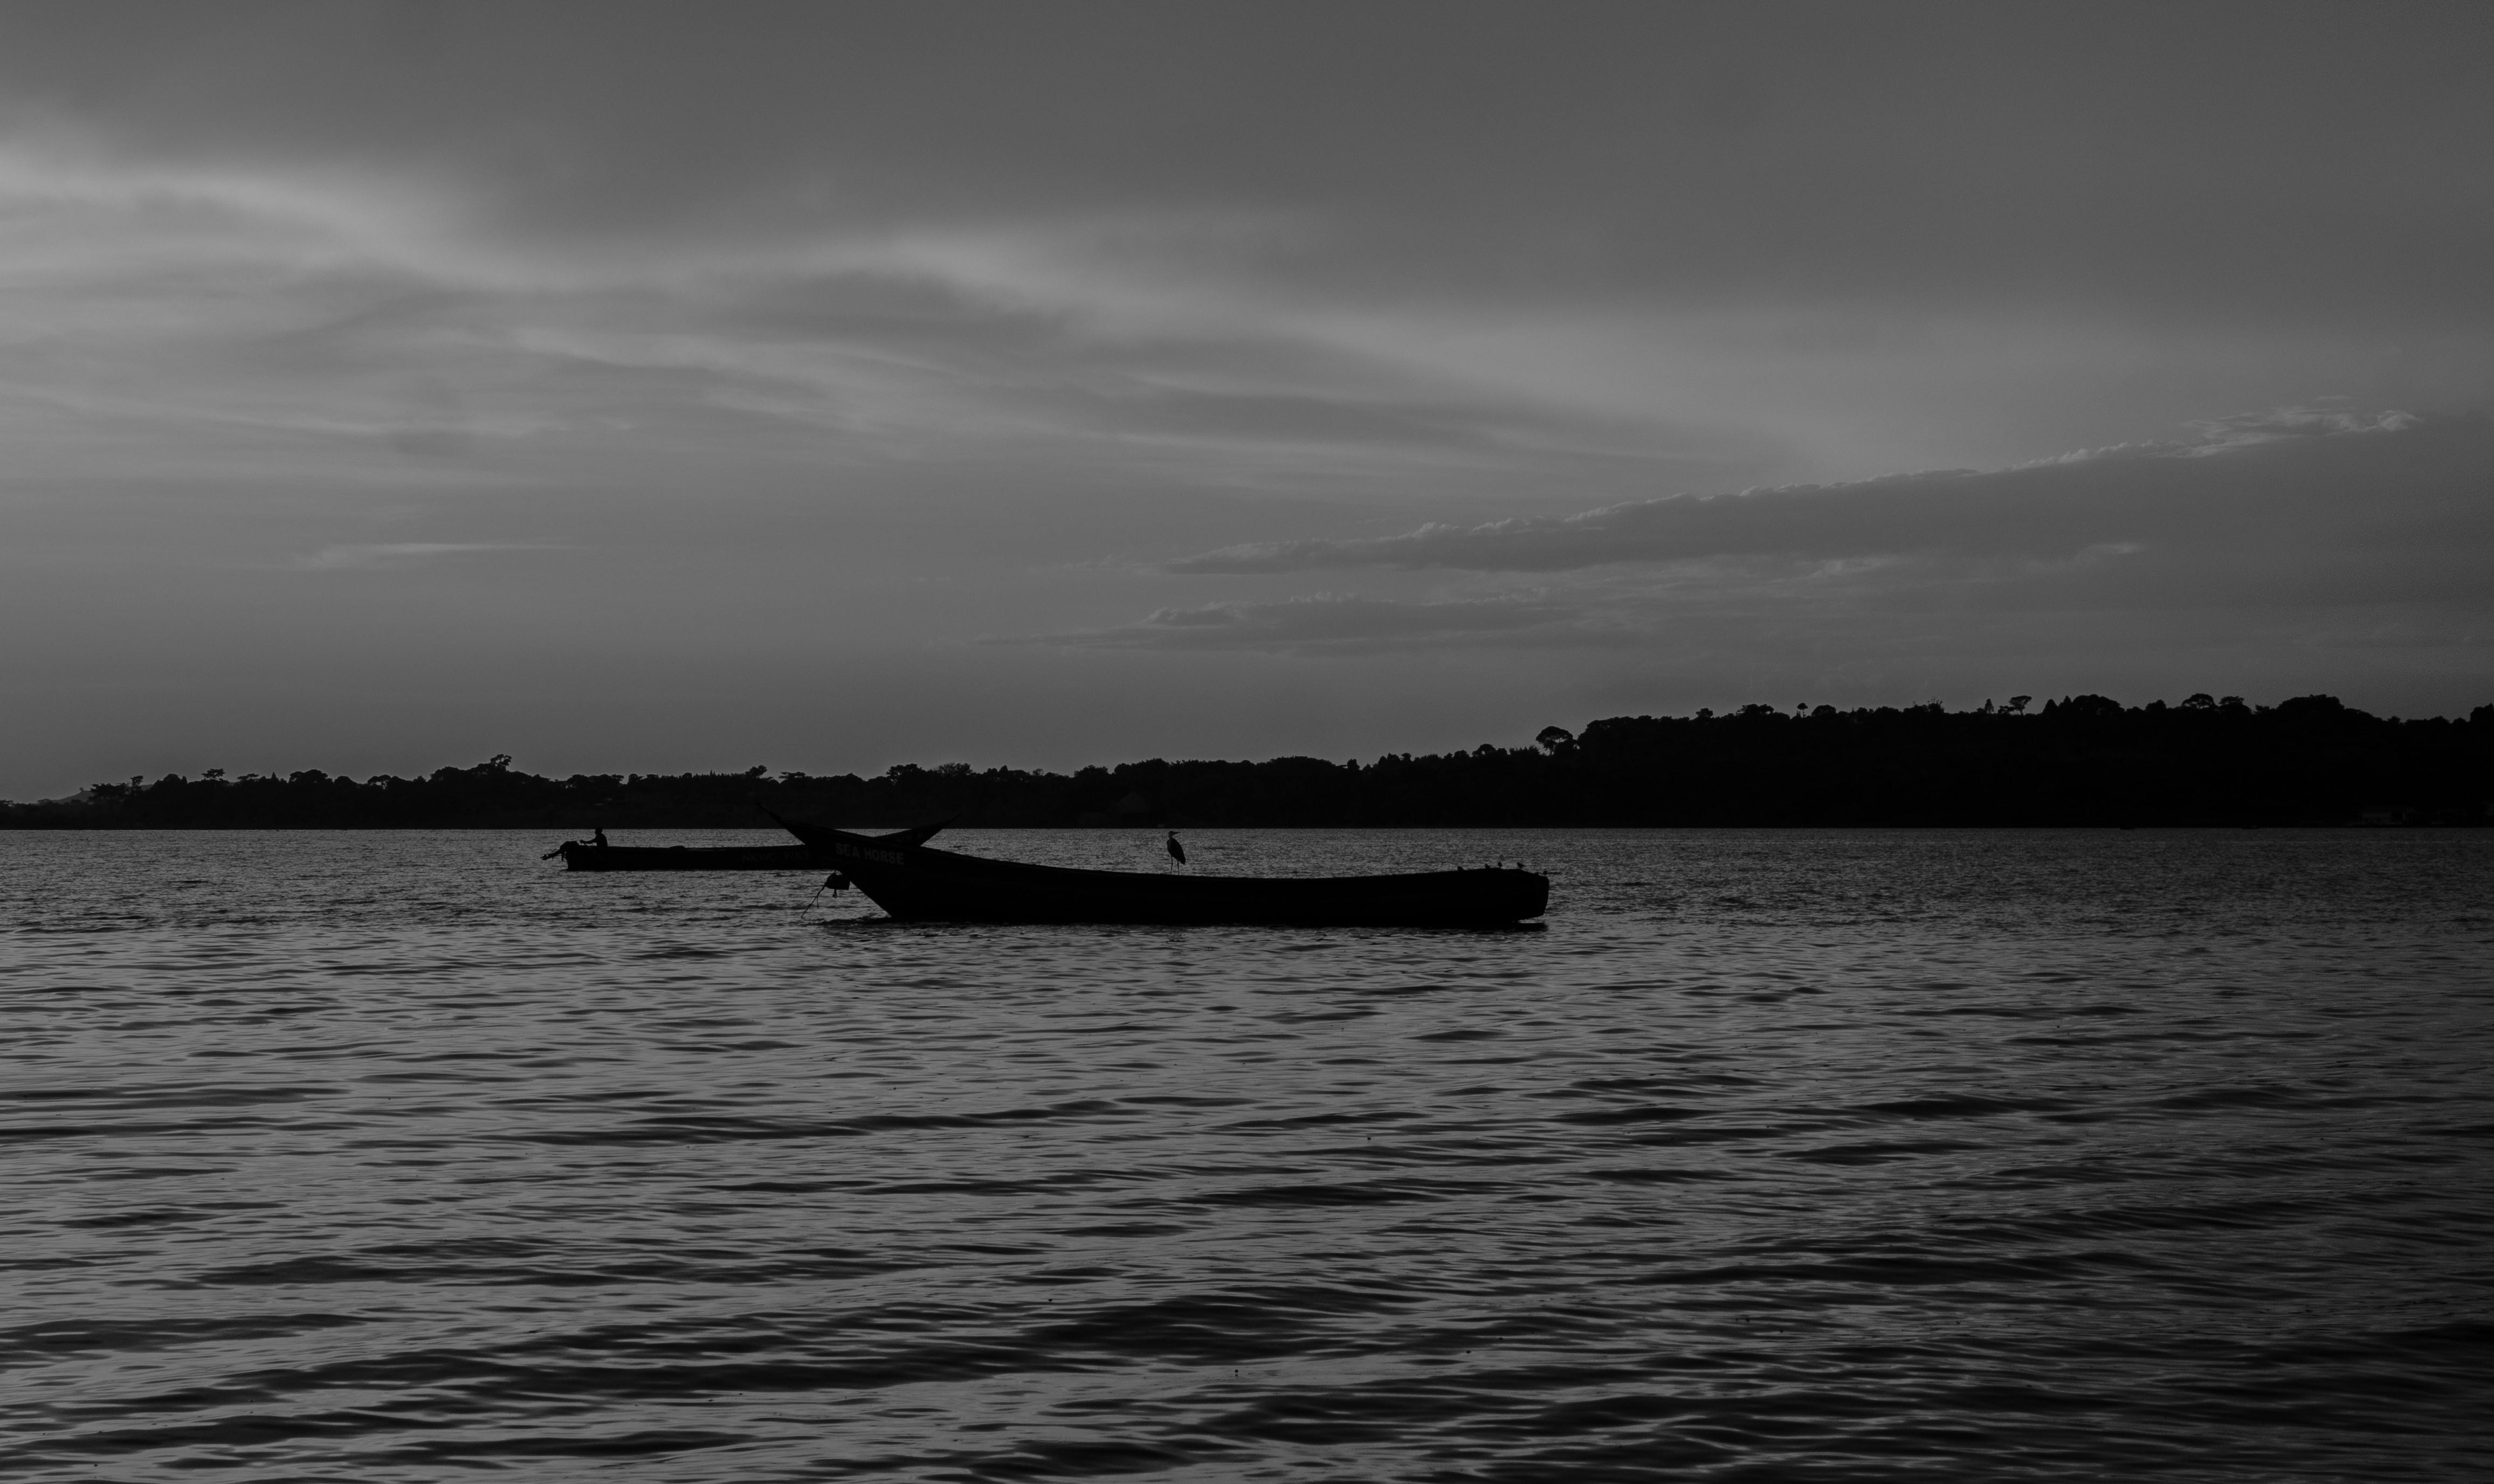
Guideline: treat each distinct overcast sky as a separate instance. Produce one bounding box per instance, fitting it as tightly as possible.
[3,1,2488,797]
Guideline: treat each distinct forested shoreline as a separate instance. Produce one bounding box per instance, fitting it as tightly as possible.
[8,694,2489,830]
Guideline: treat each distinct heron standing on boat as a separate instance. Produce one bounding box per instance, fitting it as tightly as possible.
[1166,831,1186,866]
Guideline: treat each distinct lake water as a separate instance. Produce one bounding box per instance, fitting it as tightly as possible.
[3,829,2489,1481]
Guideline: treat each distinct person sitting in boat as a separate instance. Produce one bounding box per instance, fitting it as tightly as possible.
[591,827,610,848]
[1165,831,1186,866]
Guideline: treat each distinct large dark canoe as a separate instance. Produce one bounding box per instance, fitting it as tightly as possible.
[556,842,826,872]
[775,818,1549,926]
[553,823,943,872]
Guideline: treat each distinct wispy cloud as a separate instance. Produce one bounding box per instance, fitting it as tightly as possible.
[298,542,549,570]
[0,134,1733,498]
[1002,591,1608,654]
[1165,410,2464,574]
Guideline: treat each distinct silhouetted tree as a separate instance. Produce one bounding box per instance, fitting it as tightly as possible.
[5,694,2487,829]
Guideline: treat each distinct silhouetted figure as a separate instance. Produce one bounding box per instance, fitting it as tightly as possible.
[1166,831,1186,866]
[592,827,609,848]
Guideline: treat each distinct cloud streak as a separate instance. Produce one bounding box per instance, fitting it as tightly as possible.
[1166,410,2462,574]
[1005,591,1604,655]
[299,542,549,570]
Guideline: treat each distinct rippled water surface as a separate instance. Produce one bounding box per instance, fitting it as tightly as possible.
[4,828,2490,1482]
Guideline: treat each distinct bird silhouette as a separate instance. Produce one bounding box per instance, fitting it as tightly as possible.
[1166,831,1186,866]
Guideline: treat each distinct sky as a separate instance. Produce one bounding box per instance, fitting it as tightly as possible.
[2,1,2489,798]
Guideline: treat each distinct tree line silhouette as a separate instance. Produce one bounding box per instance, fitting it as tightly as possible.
[6,694,2489,830]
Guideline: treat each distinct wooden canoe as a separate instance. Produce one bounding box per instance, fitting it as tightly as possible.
[775,818,1548,926]
[553,822,943,872]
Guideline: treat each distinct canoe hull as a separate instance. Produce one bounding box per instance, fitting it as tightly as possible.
[781,821,1548,926]
[555,822,947,872]
[558,843,832,872]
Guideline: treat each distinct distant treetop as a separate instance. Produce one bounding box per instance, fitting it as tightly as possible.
[7,694,2488,830]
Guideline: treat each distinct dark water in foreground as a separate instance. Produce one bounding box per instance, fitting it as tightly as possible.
[3,829,2489,1482]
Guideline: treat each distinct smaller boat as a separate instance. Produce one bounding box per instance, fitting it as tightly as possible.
[549,823,943,872]
[774,817,1548,926]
